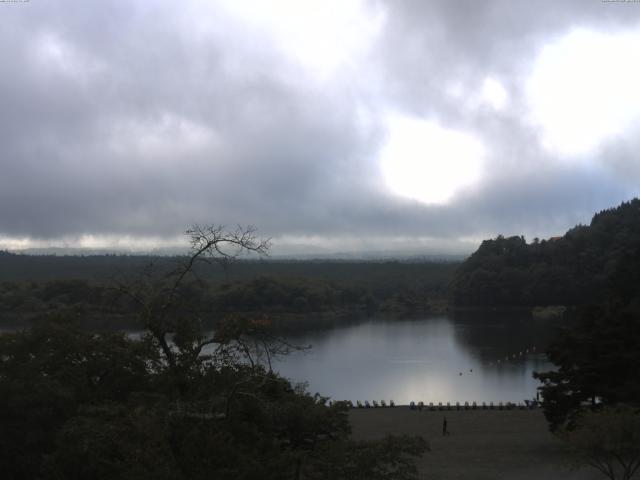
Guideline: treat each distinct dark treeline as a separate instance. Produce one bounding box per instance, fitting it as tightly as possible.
[451,198,640,307]
[0,251,458,285]
[0,256,457,329]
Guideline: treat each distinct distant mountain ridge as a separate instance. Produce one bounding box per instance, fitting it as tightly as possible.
[451,198,640,307]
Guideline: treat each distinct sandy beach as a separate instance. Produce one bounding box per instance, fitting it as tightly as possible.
[349,407,602,480]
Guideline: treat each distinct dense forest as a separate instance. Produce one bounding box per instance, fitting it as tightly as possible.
[451,198,640,308]
[0,250,459,285]
[0,255,456,330]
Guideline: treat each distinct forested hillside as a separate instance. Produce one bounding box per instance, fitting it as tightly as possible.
[451,198,640,307]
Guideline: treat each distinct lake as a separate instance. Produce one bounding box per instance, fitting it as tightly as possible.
[1,312,555,406]
[272,313,555,405]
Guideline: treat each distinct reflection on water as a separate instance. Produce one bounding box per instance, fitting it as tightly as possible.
[273,315,555,404]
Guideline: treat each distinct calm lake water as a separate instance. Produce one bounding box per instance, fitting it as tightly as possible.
[272,314,555,405]
[1,312,555,405]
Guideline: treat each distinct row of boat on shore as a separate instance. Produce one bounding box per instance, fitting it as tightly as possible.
[334,400,541,410]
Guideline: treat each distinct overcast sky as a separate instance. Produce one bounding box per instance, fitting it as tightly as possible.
[2,0,640,255]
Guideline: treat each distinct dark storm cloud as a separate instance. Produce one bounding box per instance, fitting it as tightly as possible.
[1,0,639,252]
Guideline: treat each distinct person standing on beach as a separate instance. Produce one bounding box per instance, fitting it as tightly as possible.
[442,416,449,436]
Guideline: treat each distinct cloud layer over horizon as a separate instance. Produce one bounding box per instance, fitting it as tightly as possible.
[2,0,640,255]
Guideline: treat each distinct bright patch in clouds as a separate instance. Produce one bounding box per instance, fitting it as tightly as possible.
[445,77,508,112]
[32,32,105,82]
[480,77,508,111]
[528,28,640,157]
[216,0,384,79]
[380,115,485,205]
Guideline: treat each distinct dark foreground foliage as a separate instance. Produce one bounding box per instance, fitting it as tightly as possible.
[534,304,640,431]
[560,406,640,480]
[0,317,427,480]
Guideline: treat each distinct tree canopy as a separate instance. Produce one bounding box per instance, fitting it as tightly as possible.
[534,305,640,431]
[560,406,640,480]
[451,198,640,307]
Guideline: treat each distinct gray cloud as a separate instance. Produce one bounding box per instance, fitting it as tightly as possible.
[1,0,640,253]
